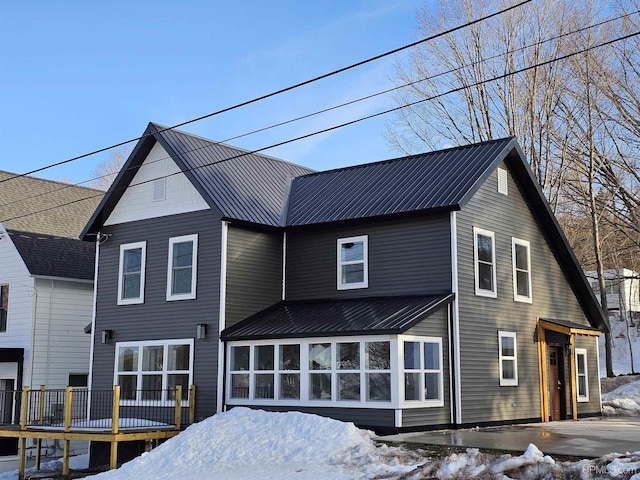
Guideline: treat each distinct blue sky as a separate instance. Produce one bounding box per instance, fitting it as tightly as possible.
[0,1,424,185]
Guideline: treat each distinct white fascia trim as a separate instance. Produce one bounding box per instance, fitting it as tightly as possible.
[31,275,94,284]
[450,211,462,424]
[217,221,229,414]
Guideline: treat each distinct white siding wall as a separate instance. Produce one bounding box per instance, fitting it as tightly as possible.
[105,142,210,225]
[0,230,35,385]
[31,279,93,388]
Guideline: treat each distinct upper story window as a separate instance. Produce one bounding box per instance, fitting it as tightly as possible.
[117,242,146,305]
[167,234,198,301]
[575,348,589,402]
[498,331,518,386]
[473,227,496,297]
[337,235,368,290]
[512,238,532,303]
[0,285,8,333]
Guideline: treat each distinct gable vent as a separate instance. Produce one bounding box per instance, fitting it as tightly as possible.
[497,168,508,195]
[153,177,166,202]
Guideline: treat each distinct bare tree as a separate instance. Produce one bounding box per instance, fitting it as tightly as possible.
[88,147,131,191]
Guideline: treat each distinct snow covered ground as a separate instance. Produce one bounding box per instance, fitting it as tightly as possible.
[0,397,638,480]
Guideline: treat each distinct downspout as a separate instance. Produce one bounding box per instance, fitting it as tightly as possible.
[450,211,462,425]
[87,234,100,419]
[216,221,229,414]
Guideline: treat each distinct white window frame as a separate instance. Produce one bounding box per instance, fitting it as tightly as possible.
[337,235,368,290]
[473,227,497,298]
[114,339,194,406]
[0,284,8,333]
[575,348,589,402]
[117,241,147,305]
[498,331,518,386]
[400,336,444,407]
[166,234,198,301]
[512,238,532,303]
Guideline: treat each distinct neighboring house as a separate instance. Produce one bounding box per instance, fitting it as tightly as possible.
[82,123,608,441]
[585,268,640,314]
[0,173,102,469]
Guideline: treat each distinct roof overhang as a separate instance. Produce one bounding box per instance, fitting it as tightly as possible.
[538,318,601,337]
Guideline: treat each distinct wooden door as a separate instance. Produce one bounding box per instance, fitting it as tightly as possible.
[549,347,565,420]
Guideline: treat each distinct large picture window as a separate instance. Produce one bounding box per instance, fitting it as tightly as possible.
[575,348,589,402]
[498,331,518,386]
[474,228,496,297]
[115,339,193,404]
[337,236,368,290]
[166,234,198,301]
[117,241,146,305]
[0,285,8,333]
[512,238,532,303]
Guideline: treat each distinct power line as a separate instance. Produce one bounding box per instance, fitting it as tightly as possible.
[0,0,531,186]
[2,8,635,211]
[3,28,638,227]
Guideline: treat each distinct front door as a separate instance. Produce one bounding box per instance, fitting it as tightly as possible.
[549,346,566,420]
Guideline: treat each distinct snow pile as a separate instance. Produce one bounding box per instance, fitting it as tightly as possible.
[85,407,417,480]
[602,381,640,416]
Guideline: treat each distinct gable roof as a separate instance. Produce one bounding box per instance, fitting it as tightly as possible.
[8,230,95,281]
[221,294,454,341]
[81,123,314,238]
[0,171,103,239]
[286,137,515,226]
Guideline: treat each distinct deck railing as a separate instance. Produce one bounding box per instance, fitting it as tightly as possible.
[0,385,196,432]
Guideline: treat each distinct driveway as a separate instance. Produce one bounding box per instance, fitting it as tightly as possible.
[378,416,640,458]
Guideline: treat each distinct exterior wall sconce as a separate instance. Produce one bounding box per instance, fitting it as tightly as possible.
[196,324,207,340]
[101,330,112,344]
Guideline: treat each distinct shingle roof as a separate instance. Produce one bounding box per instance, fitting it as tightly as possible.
[9,230,95,281]
[221,294,454,341]
[286,138,515,226]
[0,171,103,239]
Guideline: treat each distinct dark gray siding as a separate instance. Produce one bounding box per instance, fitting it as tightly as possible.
[92,210,222,421]
[575,335,602,417]
[403,306,451,427]
[238,405,396,429]
[456,163,594,425]
[286,215,452,301]
[225,226,283,327]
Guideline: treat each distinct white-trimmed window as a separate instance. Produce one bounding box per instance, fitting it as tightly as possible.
[498,331,518,386]
[337,236,368,290]
[0,285,8,333]
[474,228,497,297]
[117,241,146,305]
[402,338,444,406]
[166,234,198,301]
[115,339,193,404]
[512,238,532,303]
[575,348,589,402]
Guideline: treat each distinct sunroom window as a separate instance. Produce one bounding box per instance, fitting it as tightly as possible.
[403,338,443,404]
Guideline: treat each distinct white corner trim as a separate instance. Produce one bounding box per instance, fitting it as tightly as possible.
[450,211,462,424]
[217,221,229,414]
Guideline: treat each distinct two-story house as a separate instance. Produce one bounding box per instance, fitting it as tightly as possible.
[81,123,608,439]
[0,172,102,469]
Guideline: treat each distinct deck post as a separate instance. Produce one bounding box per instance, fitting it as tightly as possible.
[64,387,73,432]
[110,440,119,470]
[38,385,45,425]
[20,387,29,430]
[63,438,70,476]
[189,385,196,425]
[18,437,26,480]
[174,386,182,430]
[36,438,42,470]
[112,385,120,434]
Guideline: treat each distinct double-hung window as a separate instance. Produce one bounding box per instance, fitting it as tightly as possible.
[167,234,198,301]
[115,339,193,404]
[512,238,532,302]
[337,236,368,290]
[474,228,496,297]
[117,242,146,305]
[575,348,589,402]
[498,331,518,386]
[0,285,8,332]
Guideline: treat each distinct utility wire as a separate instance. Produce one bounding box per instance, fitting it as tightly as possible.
[0,0,531,185]
[3,28,638,227]
[1,8,635,211]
